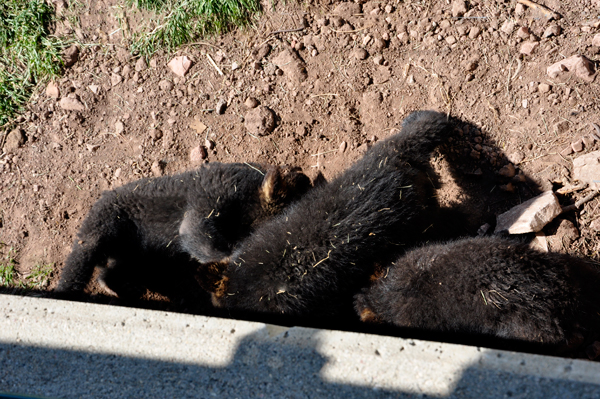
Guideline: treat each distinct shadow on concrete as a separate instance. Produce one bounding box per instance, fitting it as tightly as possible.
[1,325,599,399]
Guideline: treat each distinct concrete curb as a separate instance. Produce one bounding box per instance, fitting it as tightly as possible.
[1,294,599,398]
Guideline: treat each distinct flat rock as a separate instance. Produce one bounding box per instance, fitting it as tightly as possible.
[59,97,85,111]
[46,81,60,99]
[543,24,561,38]
[135,57,147,72]
[547,55,596,82]
[167,56,192,77]
[272,47,307,85]
[111,73,122,86]
[4,129,26,151]
[469,26,481,39]
[573,150,600,189]
[500,20,515,35]
[159,80,174,91]
[520,41,538,55]
[244,106,276,136]
[494,191,562,234]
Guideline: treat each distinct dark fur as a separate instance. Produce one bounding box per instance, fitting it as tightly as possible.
[355,236,600,349]
[55,162,311,297]
[199,111,451,318]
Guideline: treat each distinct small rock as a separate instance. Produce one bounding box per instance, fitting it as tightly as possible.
[216,99,227,115]
[352,48,368,60]
[339,141,347,154]
[159,80,174,91]
[4,129,26,151]
[86,144,100,152]
[451,0,467,17]
[205,139,215,150]
[151,160,164,176]
[477,223,491,236]
[547,55,596,82]
[149,128,163,141]
[59,97,84,111]
[515,3,525,15]
[372,54,384,65]
[88,84,100,95]
[244,97,259,109]
[115,121,124,135]
[135,57,147,72]
[231,61,239,71]
[520,41,538,55]
[583,135,595,148]
[406,75,415,85]
[445,36,457,45]
[560,146,574,156]
[529,232,549,252]
[593,34,600,47]
[538,83,551,93]
[553,219,580,248]
[494,191,562,234]
[573,150,600,189]
[253,43,271,60]
[46,81,60,99]
[190,146,208,164]
[63,45,80,68]
[167,56,193,77]
[543,24,561,38]
[500,20,515,35]
[498,163,516,178]
[571,140,584,152]
[244,106,276,136]
[468,26,481,39]
[517,26,530,39]
[465,61,478,72]
[111,73,123,86]
[272,47,307,84]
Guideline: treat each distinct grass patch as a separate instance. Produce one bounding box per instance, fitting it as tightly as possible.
[22,262,53,289]
[0,244,17,287]
[0,0,64,126]
[127,0,261,57]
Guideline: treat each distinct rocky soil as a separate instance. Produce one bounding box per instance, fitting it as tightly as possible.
[1,0,600,311]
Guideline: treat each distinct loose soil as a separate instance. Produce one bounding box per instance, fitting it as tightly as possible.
[2,0,600,351]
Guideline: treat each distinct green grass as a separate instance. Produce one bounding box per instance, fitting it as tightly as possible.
[0,0,64,126]
[127,0,261,57]
[0,244,53,289]
[0,245,17,287]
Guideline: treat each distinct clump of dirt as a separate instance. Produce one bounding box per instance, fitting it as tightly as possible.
[1,0,600,313]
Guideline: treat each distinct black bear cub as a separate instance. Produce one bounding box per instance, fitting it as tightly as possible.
[55,162,311,299]
[355,236,600,354]
[198,110,451,319]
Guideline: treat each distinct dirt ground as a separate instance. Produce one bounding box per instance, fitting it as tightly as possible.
[1,0,600,313]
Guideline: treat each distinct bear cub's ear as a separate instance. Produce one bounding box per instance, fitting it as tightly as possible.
[195,260,229,298]
[259,165,312,209]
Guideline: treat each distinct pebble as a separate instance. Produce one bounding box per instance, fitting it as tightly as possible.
[352,48,368,61]
[515,3,525,15]
[216,99,227,115]
[4,129,26,151]
[372,54,384,65]
[115,121,124,135]
[468,26,481,39]
[543,24,561,38]
[167,56,192,77]
[86,144,100,152]
[573,150,600,189]
[593,34,600,47]
[589,218,600,232]
[111,73,123,86]
[583,135,595,148]
[151,160,164,176]
[205,139,215,150]
[339,141,347,154]
[159,80,174,91]
[508,151,525,164]
[517,26,530,39]
[495,191,562,234]
[244,106,276,136]
[538,83,551,93]
[46,82,60,99]
[190,146,208,164]
[135,57,147,72]
[149,127,163,141]
[244,97,259,109]
[88,84,100,94]
[500,20,515,35]
[59,97,85,111]
[451,0,467,17]
[445,36,457,45]
[520,41,538,55]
